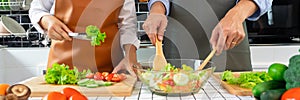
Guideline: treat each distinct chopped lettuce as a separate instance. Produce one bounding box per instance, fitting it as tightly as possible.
[45,63,78,85]
[182,64,193,71]
[161,63,178,72]
[221,70,272,88]
[85,25,106,46]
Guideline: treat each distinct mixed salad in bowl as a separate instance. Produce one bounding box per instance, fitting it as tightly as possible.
[133,59,216,95]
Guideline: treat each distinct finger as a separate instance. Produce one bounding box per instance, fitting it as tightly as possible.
[112,66,121,73]
[126,66,136,77]
[236,32,245,45]
[60,24,72,41]
[210,25,220,50]
[143,23,157,45]
[50,32,63,41]
[148,33,156,45]
[226,33,237,50]
[229,37,238,49]
[157,18,167,41]
[216,31,226,55]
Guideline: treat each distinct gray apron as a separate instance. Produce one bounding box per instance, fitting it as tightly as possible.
[164,0,252,72]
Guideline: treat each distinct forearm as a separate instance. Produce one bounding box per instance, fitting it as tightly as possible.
[150,2,166,14]
[123,44,137,63]
[227,0,258,22]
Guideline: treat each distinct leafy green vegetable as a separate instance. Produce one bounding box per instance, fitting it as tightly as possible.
[182,64,193,71]
[45,63,78,85]
[161,63,178,72]
[221,70,272,89]
[73,67,91,80]
[283,50,300,89]
[86,25,106,46]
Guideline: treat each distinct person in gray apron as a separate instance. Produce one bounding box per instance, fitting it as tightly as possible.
[143,0,272,71]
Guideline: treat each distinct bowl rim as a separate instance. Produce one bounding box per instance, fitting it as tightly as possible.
[134,58,216,72]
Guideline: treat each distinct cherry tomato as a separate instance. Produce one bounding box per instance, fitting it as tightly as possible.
[85,73,94,79]
[162,80,175,86]
[94,72,104,80]
[281,87,300,100]
[102,72,109,77]
[106,73,114,81]
[111,74,121,82]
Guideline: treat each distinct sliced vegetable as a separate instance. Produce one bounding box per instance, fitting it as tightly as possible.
[173,73,189,86]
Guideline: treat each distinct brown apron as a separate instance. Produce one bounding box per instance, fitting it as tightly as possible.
[47,0,124,72]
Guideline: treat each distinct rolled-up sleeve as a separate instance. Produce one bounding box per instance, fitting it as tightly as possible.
[28,0,54,34]
[148,0,170,15]
[237,0,273,21]
[119,0,140,50]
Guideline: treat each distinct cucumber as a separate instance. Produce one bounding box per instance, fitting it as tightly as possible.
[260,88,286,100]
[252,80,286,98]
[78,79,90,85]
[86,84,99,88]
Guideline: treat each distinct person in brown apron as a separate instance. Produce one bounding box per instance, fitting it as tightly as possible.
[143,0,272,71]
[29,0,140,74]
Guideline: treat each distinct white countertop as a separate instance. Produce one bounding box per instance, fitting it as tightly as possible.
[26,77,254,100]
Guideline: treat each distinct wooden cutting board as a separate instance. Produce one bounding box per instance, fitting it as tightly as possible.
[22,75,137,97]
[212,72,253,96]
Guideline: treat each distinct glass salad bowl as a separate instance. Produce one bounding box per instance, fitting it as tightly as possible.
[133,59,216,95]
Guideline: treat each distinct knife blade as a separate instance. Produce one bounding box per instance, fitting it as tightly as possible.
[68,33,91,40]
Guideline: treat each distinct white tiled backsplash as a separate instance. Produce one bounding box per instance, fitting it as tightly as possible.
[1,45,299,84]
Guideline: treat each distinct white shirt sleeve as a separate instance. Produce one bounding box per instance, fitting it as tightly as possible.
[28,0,55,34]
[119,0,140,50]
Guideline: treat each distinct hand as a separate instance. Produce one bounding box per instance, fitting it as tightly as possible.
[112,58,137,77]
[142,13,167,45]
[210,15,245,55]
[40,15,72,41]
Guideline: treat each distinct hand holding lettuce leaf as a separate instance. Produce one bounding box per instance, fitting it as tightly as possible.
[85,25,106,46]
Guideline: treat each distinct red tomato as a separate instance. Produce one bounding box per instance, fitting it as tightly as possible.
[102,72,109,77]
[101,72,109,81]
[69,94,88,100]
[105,73,114,81]
[281,87,300,100]
[162,80,175,86]
[111,74,121,82]
[43,92,67,100]
[85,73,94,79]
[62,87,82,99]
[94,72,104,80]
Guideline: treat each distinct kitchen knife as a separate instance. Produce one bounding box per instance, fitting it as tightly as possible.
[68,32,91,40]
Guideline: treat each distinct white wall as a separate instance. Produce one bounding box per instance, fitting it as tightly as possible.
[250,45,300,70]
[0,49,4,83]
[1,48,49,84]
